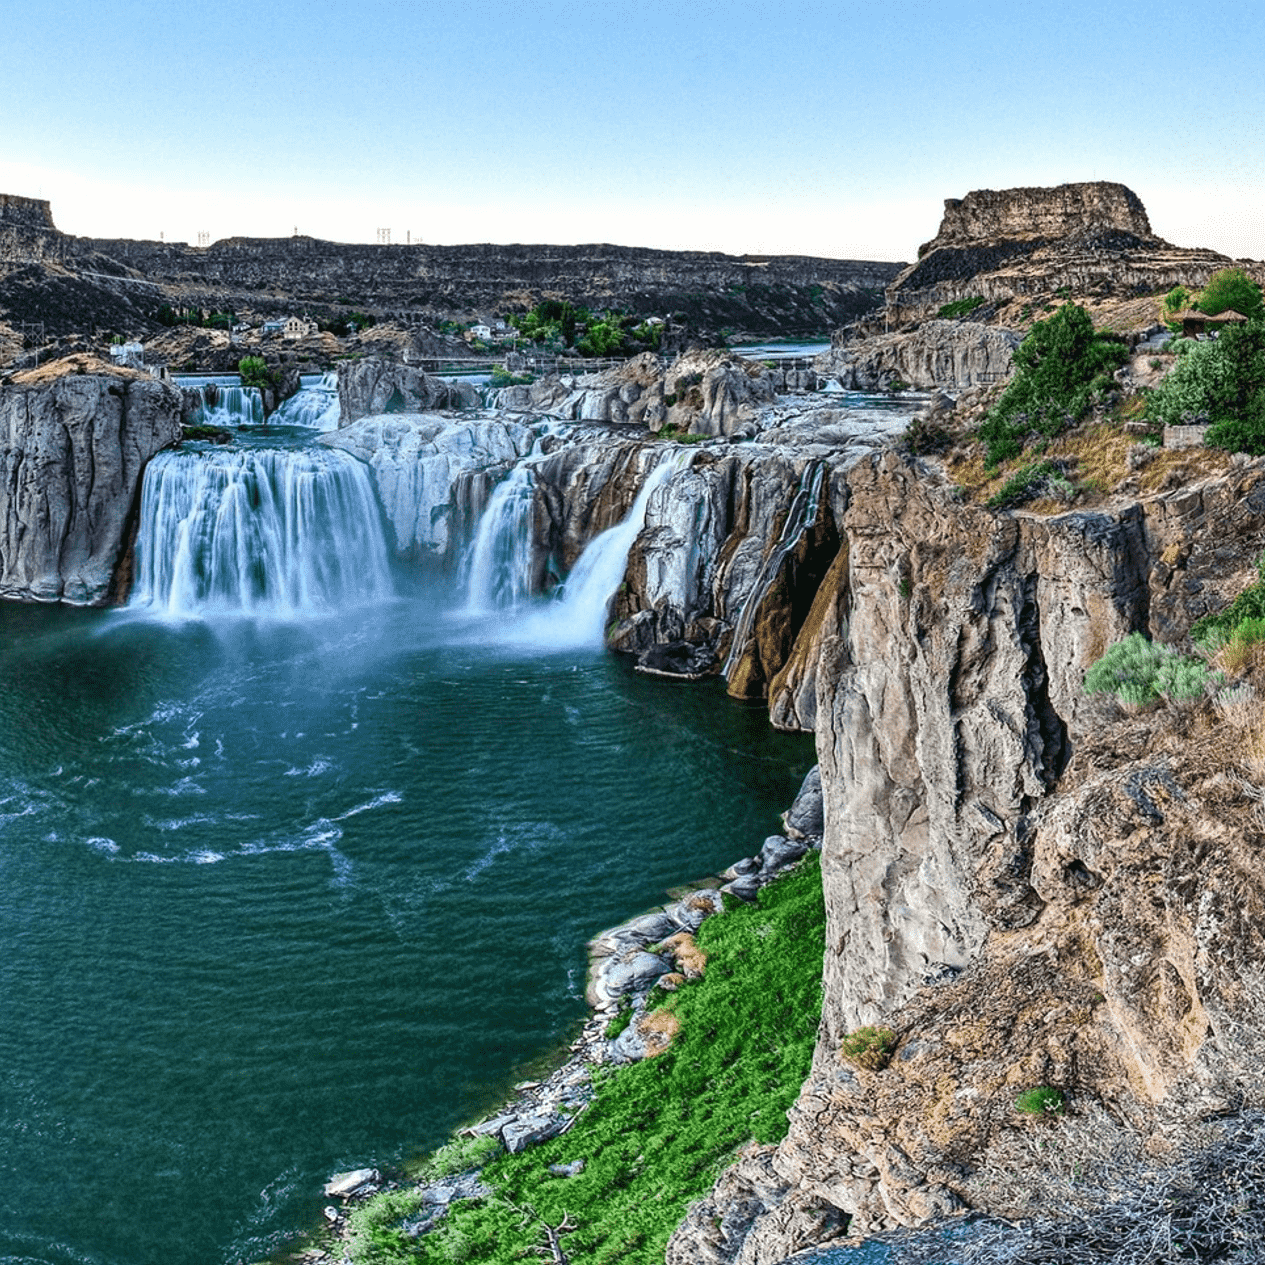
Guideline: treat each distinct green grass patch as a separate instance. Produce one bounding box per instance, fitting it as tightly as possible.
[936,295,986,319]
[349,854,826,1264]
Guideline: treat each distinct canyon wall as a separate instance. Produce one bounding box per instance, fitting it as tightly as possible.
[667,451,1265,1262]
[0,368,182,603]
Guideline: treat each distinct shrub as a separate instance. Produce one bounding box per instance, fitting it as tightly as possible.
[839,1026,897,1071]
[977,305,1128,466]
[1015,1085,1065,1116]
[936,295,986,319]
[1083,633,1217,706]
[1145,318,1265,453]
[415,1133,502,1182]
[1191,555,1265,647]
[237,355,276,390]
[904,413,954,456]
[1197,267,1264,320]
[986,460,1058,509]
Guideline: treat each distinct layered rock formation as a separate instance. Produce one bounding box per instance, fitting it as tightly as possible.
[0,195,903,345]
[0,363,182,603]
[884,181,1239,327]
[666,451,1265,1261]
[816,319,1020,390]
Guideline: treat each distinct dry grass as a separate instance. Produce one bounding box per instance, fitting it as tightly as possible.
[659,931,708,979]
[9,353,150,385]
[635,1008,681,1058]
[946,420,1233,513]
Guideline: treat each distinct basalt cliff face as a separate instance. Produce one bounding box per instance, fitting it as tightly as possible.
[884,181,1239,327]
[0,364,182,603]
[0,196,902,346]
[666,451,1265,1262]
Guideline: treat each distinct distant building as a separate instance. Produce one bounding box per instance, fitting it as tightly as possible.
[109,341,144,368]
[469,324,492,342]
[283,316,318,340]
[262,319,287,336]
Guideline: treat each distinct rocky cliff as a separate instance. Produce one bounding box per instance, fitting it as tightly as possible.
[815,319,1020,390]
[0,197,904,345]
[883,181,1239,328]
[0,361,182,603]
[665,450,1265,1261]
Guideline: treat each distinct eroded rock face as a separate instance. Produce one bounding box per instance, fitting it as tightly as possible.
[679,452,1265,1259]
[336,358,478,425]
[0,371,181,603]
[322,414,534,560]
[493,349,776,438]
[929,182,1153,248]
[816,319,1020,391]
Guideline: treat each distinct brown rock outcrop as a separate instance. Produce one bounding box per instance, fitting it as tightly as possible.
[883,181,1241,328]
[0,364,182,603]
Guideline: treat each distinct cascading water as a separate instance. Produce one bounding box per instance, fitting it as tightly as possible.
[271,372,341,431]
[512,450,692,649]
[460,463,537,614]
[130,445,394,617]
[722,460,826,679]
[183,381,265,428]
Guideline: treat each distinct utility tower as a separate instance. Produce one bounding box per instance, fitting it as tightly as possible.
[376,228,391,245]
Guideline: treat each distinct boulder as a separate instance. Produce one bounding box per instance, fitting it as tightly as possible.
[336,358,476,424]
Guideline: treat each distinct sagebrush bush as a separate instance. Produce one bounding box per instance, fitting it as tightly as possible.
[1083,633,1217,705]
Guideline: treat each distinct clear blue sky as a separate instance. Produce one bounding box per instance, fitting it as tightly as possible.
[3,0,1263,262]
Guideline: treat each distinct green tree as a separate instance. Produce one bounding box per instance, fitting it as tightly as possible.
[1197,267,1263,319]
[976,304,1127,465]
[1146,318,1265,453]
[238,355,276,390]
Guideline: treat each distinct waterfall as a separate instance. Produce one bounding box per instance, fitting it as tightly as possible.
[514,451,691,649]
[271,373,341,431]
[130,446,394,617]
[460,463,537,614]
[187,383,265,428]
[722,460,826,679]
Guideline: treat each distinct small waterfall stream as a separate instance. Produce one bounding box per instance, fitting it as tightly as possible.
[130,445,394,617]
[722,460,826,680]
[182,380,266,428]
[460,463,537,614]
[271,372,342,431]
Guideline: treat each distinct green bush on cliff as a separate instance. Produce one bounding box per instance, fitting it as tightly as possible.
[1191,555,1265,648]
[238,355,277,391]
[1145,317,1265,454]
[348,852,825,1265]
[977,304,1128,466]
[1083,633,1217,706]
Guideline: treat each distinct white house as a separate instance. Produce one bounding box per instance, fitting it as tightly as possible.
[283,316,319,340]
[109,341,144,368]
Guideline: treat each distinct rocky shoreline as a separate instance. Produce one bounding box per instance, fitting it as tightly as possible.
[305,765,825,1262]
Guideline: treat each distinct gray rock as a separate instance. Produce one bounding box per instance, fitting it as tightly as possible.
[549,1159,586,1178]
[601,950,671,996]
[0,372,182,603]
[336,358,473,423]
[758,834,809,873]
[502,1111,567,1154]
[323,1167,381,1198]
[664,890,724,931]
[782,766,824,839]
[720,874,762,902]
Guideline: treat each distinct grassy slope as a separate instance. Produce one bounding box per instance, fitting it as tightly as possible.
[348,853,825,1265]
